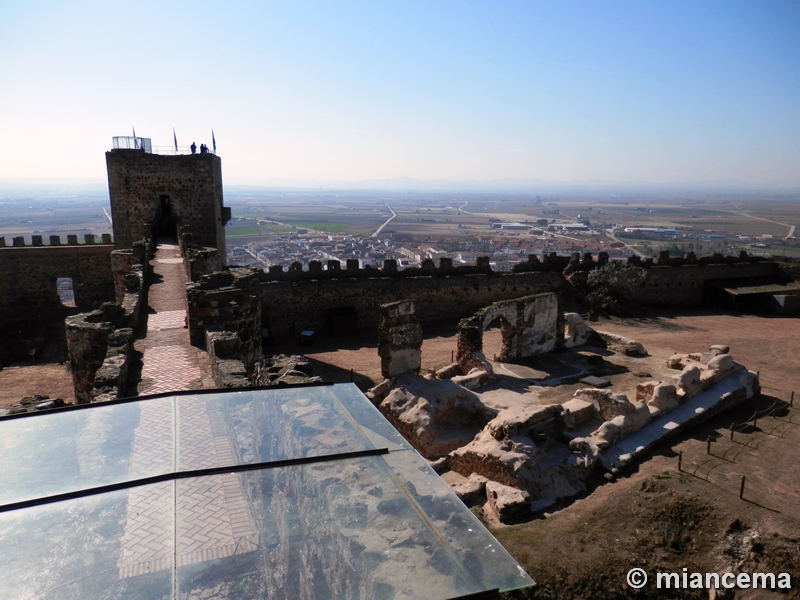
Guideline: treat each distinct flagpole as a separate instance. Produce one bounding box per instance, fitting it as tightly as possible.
[173,128,178,154]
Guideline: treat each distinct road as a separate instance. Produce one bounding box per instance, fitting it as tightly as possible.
[715,209,795,240]
[370,203,396,237]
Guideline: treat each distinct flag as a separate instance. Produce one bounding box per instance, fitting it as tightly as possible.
[212,129,216,154]
[173,128,178,153]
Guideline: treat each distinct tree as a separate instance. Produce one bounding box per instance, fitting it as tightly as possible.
[585,261,648,315]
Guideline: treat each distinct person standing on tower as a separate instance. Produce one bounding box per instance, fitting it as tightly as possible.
[190,142,197,154]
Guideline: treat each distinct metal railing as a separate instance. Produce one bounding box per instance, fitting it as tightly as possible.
[151,145,216,156]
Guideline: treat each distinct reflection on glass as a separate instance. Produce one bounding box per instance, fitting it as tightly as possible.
[0,484,174,600]
[0,384,534,599]
[176,454,533,599]
[0,398,174,505]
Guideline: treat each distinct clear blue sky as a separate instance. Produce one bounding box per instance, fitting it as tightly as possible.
[1,0,798,186]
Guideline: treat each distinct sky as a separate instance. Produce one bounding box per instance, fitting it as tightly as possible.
[1,0,799,188]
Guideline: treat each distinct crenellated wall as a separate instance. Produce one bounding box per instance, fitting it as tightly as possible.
[257,268,566,338]
[0,236,115,308]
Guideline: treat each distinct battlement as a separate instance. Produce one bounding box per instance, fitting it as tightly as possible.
[0,234,113,248]
[248,252,571,283]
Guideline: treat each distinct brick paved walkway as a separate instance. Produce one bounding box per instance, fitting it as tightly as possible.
[118,240,258,580]
[130,241,214,395]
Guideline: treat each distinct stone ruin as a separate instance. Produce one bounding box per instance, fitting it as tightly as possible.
[369,298,760,522]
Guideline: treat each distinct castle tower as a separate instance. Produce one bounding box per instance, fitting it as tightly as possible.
[106,135,230,269]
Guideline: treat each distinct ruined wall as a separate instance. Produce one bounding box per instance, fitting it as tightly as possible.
[65,242,150,403]
[106,150,228,267]
[456,293,559,364]
[378,300,423,379]
[0,236,115,308]
[257,267,565,338]
[185,268,262,371]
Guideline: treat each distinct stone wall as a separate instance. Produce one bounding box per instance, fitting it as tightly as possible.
[257,267,565,338]
[0,237,115,308]
[456,293,559,365]
[185,268,262,372]
[106,150,229,267]
[64,246,149,403]
[378,300,423,378]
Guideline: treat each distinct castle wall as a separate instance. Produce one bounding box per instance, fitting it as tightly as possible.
[257,270,566,337]
[0,238,114,308]
[106,150,227,267]
[635,262,779,305]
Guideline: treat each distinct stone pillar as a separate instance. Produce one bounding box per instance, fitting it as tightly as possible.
[32,235,43,246]
[456,316,483,366]
[378,300,423,379]
[84,234,96,244]
[67,234,78,245]
[50,235,61,245]
[102,233,112,244]
[346,259,360,273]
[0,237,5,247]
[308,260,323,276]
[65,315,113,404]
[13,236,24,247]
[327,259,341,271]
[110,249,137,303]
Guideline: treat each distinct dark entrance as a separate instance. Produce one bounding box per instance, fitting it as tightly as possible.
[155,194,176,237]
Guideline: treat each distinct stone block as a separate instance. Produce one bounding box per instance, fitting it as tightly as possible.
[32,235,43,246]
[647,383,679,412]
[562,398,595,428]
[486,404,563,439]
[382,348,421,378]
[449,474,488,506]
[485,481,530,522]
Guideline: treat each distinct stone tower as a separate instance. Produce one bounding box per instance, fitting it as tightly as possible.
[106,137,230,269]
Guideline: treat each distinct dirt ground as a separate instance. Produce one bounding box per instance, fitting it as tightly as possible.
[0,362,74,408]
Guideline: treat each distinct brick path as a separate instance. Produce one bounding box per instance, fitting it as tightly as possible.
[130,241,214,394]
[118,240,258,580]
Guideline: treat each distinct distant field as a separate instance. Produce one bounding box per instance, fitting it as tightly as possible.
[283,220,352,233]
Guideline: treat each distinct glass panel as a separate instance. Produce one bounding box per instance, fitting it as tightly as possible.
[0,397,175,505]
[175,455,532,599]
[330,383,414,452]
[177,388,381,470]
[383,450,535,592]
[0,483,174,600]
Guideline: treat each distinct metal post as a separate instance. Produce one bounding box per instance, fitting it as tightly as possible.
[678,451,682,472]
[791,391,795,407]
[730,424,734,441]
[739,475,746,500]
[753,414,758,428]
[451,350,454,363]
